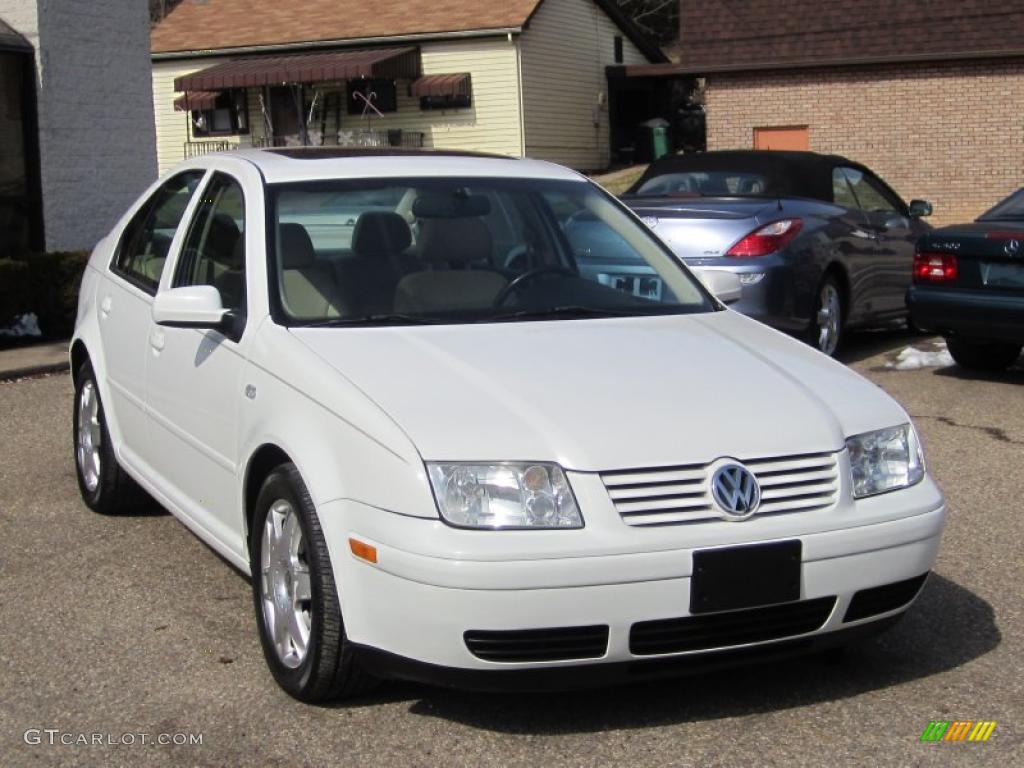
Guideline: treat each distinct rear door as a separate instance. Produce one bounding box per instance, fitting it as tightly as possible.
[98,171,205,467]
[840,167,917,316]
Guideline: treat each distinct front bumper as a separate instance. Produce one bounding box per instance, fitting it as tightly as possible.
[907,285,1024,343]
[320,477,945,684]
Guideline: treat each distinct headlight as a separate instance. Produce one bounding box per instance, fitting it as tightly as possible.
[846,424,925,499]
[426,462,583,529]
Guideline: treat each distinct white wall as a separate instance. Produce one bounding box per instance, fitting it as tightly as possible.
[520,0,650,170]
[0,0,158,251]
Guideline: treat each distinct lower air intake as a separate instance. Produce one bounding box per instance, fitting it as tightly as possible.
[844,573,929,622]
[630,597,837,656]
[464,625,609,663]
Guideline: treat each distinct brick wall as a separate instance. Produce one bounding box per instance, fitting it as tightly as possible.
[705,58,1024,225]
[0,0,158,251]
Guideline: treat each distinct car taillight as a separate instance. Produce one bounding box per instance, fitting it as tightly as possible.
[725,219,804,258]
[913,251,958,283]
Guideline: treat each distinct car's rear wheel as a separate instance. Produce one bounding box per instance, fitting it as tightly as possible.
[73,361,147,514]
[946,338,1022,371]
[251,463,376,702]
[810,276,845,357]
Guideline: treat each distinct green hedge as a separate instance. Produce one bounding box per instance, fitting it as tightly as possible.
[0,250,90,339]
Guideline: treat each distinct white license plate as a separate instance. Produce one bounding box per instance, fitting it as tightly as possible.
[982,262,1024,288]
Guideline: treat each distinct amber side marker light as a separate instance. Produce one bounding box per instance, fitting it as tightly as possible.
[349,538,378,564]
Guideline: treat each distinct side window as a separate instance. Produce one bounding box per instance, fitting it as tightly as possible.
[175,173,247,315]
[832,168,859,209]
[112,171,204,293]
[842,168,900,214]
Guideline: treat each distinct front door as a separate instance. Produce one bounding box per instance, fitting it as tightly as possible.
[842,167,917,317]
[144,170,252,555]
[269,86,301,145]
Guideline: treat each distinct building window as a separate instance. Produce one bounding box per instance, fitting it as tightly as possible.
[614,35,624,64]
[191,89,248,137]
[419,93,472,111]
[347,79,397,115]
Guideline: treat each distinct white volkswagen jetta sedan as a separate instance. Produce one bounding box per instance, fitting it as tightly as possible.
[71,148,945,701]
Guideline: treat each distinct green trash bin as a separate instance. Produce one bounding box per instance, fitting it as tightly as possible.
[650,125,670,160]
[636,121,671,162]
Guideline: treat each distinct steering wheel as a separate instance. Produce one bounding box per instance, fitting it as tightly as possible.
[493,265,576,307]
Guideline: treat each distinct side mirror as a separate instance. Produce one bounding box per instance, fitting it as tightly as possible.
[909,199,933,218]
[153,285,229,330]
[695,268,742,305]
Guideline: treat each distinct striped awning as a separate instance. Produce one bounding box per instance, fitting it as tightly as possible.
[174,47,421,91]
[173,90,221,111]
[409,73,471,98]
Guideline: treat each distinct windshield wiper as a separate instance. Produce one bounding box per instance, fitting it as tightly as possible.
[488,305,661,323]
[299,313,442,327]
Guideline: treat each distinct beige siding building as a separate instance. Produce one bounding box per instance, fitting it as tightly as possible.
[150,0,662,175]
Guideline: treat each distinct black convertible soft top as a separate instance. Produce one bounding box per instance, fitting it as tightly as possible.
[626,150,858,202]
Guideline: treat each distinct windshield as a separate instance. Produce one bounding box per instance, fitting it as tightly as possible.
[978,188,1024,221]
[267,177,714,326]
[633,171,771,198]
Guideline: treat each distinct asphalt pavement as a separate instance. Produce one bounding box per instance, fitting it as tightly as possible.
[1,331,1021,767]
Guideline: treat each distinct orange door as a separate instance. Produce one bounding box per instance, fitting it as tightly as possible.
[753,126,809,151]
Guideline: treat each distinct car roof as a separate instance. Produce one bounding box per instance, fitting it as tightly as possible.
[208,147,587,185]
[626,149,861,201]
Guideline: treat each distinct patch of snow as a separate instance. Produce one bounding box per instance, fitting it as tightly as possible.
[886,341,954,370]
[0,312,41,338]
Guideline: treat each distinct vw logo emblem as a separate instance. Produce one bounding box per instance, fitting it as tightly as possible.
[1005,239,1021,257]
[641,216,659,229]
[711,464,761,520]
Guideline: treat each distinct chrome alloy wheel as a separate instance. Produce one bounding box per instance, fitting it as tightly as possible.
[816,282,842,356]
[76,380,102,492]
[260,500,312,669]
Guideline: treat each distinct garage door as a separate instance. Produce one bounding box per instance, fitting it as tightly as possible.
[753,126,809,151]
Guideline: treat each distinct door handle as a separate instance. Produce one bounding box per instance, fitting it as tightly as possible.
[149,327,165,352]
[100,296,112,317]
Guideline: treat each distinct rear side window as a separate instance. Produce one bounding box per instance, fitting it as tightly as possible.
[112,171,204,293]
[174,173,247,315]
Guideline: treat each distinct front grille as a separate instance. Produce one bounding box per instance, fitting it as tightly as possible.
[629,596,837,656]
[844,573,929,622]
[601,451,840,526]
[464,625,609,663]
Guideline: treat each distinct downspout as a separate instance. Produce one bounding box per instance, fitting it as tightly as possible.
[511,31,526,158]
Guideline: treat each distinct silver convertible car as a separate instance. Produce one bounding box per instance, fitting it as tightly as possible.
[614,151,934,355]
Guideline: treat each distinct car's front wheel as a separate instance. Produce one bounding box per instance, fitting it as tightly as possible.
[251,463,375,702]
[946,338,1022,371]
[73,361,147,514]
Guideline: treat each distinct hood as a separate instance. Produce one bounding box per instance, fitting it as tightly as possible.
[290,311,907,472]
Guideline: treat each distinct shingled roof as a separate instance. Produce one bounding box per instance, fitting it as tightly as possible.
[152,0,663,62]
[674,0,1024,73]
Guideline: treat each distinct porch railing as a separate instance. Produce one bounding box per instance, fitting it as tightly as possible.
[183,137,272,158]
[184,130,424,158]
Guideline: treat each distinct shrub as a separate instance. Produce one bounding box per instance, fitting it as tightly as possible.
[0,250,90,339]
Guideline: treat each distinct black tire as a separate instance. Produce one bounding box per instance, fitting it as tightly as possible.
[807,274,845,357]
[73,361,148,515]
[250,463,376,702]
[946,338,1022,372]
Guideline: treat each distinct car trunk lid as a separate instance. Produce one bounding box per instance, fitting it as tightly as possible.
[621,196,779,260]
